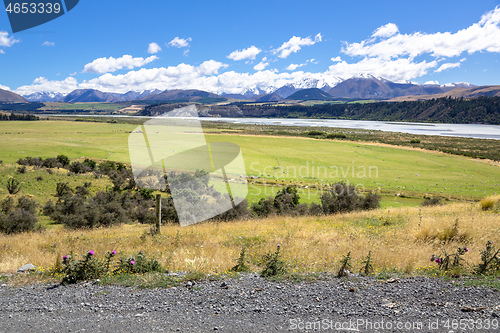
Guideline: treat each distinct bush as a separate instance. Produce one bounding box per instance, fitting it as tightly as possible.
[306,130,324,136]
[321,182,380,214]
[17,165,26,174]
[410,138,421,144]
[56,154,70,167]
[6,178,21,195]
[326,132,347,139]
[0,196,38,234]
[214,199,251,222]
[61,250,113,285]
[251,197,276,218]
[69,162,92,174]
[82,158,97,170]
[422,197,442,207]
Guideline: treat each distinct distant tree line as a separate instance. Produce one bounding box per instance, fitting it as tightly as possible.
[0,112,39,121]
[232,96,500,125]
[0,102,44,112]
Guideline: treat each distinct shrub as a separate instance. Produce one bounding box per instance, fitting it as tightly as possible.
[69,162,92,174]
[214,199,251,222]
[321,182,380,214]
[6,178,21,195]
[55,182,73,198]
[17,165,26,174]
[306,130,324,136]
[410,138,421,144]
[56,154,70,167]
[82,158,97,170]
[0,196,38,234]
[326,132,347,139]
[251,197,276,218]
[422,197,442,206]
[480,196,500,211]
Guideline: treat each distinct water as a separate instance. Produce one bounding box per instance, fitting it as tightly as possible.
[48,114,500,140]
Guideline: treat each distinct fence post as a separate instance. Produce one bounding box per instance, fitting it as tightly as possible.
[155,194,161,235]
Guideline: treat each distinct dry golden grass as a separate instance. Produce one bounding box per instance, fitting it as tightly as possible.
[0,201,498,276]
[480,195,500,211]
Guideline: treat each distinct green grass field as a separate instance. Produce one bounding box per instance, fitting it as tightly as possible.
[1,120,499,207]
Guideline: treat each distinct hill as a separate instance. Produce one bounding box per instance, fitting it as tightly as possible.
[61,89,123,103]
[390,85,500,101]
[140,89,227,103]
[327,75,461,100]
[0,89,28,103]
[286,88,333,101]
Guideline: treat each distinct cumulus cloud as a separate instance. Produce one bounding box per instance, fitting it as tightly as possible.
[168,37,192,48]
[435,62,461,73]
[14,77,78,95]
[274,33,322,58]
[148,42,162,54]
[42,41,55,47]
[0,31,19,52]
[286,63,304,71]
[0,84,11,90]
[227,46,261,61]
[372,23,399,38]
[327,57,438,82]
[254,57,270,71]
[83,55,158,74]
[331,56,342,62]
[343,6,500,60]
[425,80,440,85]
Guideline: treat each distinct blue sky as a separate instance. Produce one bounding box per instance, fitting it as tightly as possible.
[1,0,500,95]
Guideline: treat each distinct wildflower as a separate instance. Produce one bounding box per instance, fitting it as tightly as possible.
[464,248,469,252]
[88,250,94,256]
[435,258,442,264]
[277,244,281,248]
[112,250,116,256]
[130,260,135,265]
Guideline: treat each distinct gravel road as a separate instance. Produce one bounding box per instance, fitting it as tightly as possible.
[1,274,499,332]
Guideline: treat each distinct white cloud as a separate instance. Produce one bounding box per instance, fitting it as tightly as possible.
[274,33,322,58]
[331,56,342,62]
[372,23,399,38]
[0,84,10,90]
[0,31,19,47]
[0,31,19,53]
[42,41,55,47]
[286,63,304,71]
[424,80,439,85]
[254,57,269,71]
[327,57,438,82]
[148,42,162,54]
[83,55,158,74]
[227,46,261,61]
[343,6,500,60]
[435,62,461,73]
[168,37,192,48]
[14,77,79,95]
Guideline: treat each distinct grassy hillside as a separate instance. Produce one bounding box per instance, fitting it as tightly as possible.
[1,121,499,203]
[0,202,498,276]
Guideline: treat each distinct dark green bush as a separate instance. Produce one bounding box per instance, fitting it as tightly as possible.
[6,178,21,195]
[321,182,380,214]
[306,130,324,136]
[326,132,347,139]
[0,196,38,234]
[422,197,442,206]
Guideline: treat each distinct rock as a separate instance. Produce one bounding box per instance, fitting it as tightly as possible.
[461,306,487,312]
[17,264,36,273]
[492,312,499,318]
[220,282,228,289]
[386,278,400,283]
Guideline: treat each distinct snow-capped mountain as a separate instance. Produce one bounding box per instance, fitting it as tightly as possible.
[23,92,65,102]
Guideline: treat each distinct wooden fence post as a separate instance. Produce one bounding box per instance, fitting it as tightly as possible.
[155,194,161,235]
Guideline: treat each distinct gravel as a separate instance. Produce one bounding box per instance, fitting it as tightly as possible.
[1,275,499,332]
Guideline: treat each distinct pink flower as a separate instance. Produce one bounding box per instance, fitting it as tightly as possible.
[465,248,469,252]
[112,251,116,256]
[130,260,135,265]
[435,259,442,263]
[88,250,94,256]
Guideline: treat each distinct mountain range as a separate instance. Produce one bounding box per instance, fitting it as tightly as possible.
[1,75,499,104]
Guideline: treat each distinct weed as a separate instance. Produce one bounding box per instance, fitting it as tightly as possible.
[474,241,500,275]
[337,251,352,277]
[231,246,250,272]
[360,251,374,276]
[260,245,287,277]
[6,178,21,195]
